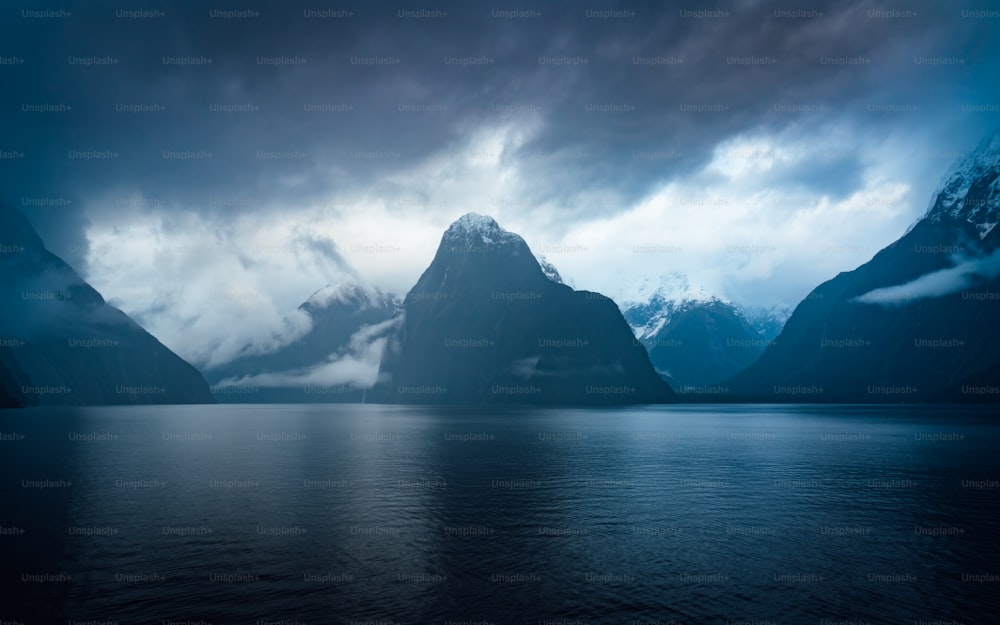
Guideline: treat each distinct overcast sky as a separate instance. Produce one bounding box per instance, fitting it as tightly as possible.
[2,0,999,367]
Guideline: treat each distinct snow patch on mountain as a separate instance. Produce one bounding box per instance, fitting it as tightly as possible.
[442,213,568,285]
[537,255,564,284]
[616,273,789,342]
[443,212,524,247]
[615,273,730,340]
[303,280,397,311]
[618,272,730,341]
[925,129,1000,238]
[615,272,726,310]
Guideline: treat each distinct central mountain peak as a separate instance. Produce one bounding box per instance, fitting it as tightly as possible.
[373,213,675,404]
[442,212,525,247]
[411,213,548,302]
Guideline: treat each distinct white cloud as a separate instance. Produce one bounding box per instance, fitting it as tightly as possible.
[535,125,920,307]
[855,250,1000,306]
[215,317,398,389]
[84,204,353,368]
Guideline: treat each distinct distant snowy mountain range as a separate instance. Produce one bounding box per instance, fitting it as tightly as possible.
[614,272,789,344]
[613,272,790,389]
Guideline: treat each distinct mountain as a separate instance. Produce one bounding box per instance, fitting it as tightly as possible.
[371,213,675,404]
[618,274,787,392]
[727,131,1000,402]
[203,281,399,402]
[0,205,215,406]
[614,272,700,341]
[625,297,771,392]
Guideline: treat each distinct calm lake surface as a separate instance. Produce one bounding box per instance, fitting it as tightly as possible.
[1,403,998,624]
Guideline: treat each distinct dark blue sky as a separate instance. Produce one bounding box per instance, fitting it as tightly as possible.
[2,0,998,365]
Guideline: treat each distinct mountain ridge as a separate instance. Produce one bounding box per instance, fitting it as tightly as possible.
[726,133,1000,403]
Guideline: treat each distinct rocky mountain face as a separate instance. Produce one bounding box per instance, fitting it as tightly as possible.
[0,205,215,406]
[726,131,1000,403]
[371,213,675,404]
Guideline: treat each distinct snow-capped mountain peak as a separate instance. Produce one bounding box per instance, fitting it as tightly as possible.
[614,273,789,343]
[443,212,524,247]
[440,213,566,284]
[616,274,713,342]
[625,295,739,343]
[925,129,1000,238]
[616,272,728,310]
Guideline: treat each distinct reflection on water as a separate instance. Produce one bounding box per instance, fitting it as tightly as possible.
[0,403,998,623]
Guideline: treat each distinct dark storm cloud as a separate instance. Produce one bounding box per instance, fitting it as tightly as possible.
[2,0,998,267]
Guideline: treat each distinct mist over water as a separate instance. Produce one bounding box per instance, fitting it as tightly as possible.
[1,404,998,623]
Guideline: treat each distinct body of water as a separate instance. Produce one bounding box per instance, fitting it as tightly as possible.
[1,403,998,624]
